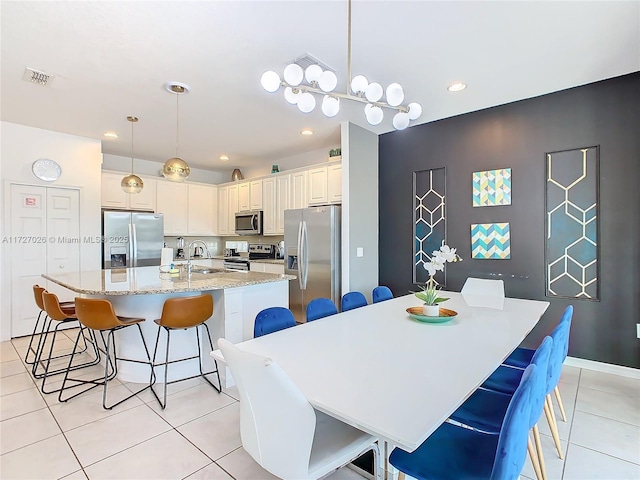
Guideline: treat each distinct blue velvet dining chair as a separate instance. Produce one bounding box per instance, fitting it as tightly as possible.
[372,286,393,303]
[341,291,367,312]
[389,364,538,480]
[253,307,296,337]
[449,336,553,480]
[306,298,338,322]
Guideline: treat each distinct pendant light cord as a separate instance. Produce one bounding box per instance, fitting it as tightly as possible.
[175,92,180,158]
[130,119,134,174]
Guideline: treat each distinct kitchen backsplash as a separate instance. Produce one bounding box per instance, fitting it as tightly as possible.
[163,235,284,257]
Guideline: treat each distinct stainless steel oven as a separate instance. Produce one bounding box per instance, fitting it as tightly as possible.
[234,210,263,235]
[224,257,250,271]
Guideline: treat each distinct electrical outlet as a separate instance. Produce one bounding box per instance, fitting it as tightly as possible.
[637,323,640,339]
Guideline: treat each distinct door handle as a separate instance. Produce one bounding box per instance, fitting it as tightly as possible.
[297,221,304,289]
[302,221,308,289]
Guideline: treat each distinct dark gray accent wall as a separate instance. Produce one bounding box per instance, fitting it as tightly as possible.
[379,72,640,368]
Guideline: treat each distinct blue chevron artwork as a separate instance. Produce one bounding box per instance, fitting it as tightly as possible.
[473,168,512,207]
[471,223,511,259]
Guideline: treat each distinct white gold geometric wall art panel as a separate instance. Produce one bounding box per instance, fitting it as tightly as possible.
[473,168,512,207]
[413,168,446,286]
[545,146,599,300]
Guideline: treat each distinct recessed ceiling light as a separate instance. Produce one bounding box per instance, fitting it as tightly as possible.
[447,82,467,92]
[301,129,314,136]
[219,155,230,161]
[103,131,118,139]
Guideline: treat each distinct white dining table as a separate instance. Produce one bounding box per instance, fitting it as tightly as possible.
[211,291,549,455]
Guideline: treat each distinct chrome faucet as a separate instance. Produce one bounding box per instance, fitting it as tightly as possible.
[186,240,211,275]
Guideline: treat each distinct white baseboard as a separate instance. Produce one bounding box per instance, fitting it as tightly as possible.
[565,356,640,379]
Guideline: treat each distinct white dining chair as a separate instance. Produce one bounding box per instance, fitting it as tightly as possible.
[217,338,380,480]
[461,277,505,309]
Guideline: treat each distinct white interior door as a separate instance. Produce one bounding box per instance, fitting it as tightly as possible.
[10,185,80,338]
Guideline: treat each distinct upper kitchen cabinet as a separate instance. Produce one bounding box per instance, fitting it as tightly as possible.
[290,170,308,210]
[262,177,276,235]
[307,162,342,206]
[238,180,263,212]
[327,163,342,204]
[218,184,239,236]
[276,174,290,234]
[101,172,157,211]
[187,183,218,236]
[156,181,187,234]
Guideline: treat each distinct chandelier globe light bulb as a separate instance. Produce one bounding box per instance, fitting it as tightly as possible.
[351,74,368,94]
[297,92,316,113]
[305,64,323,83]
[365,104,384,125]
[261,71,281,92]
[321,95,340,117]
[284,64,304,86]
[284,87,300,104]
[407,102,423,120]
[392,111,410,130]
[318,71,338,92]
[365,82,383,102]
[386,82,405,107]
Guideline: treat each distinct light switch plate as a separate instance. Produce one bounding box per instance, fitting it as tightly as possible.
[356,247,364,257]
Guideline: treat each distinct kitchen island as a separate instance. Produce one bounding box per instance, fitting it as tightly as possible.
[43,266,295,386]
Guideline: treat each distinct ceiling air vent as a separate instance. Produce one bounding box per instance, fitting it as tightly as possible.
[292,53,335,73]
[22,67,54,86]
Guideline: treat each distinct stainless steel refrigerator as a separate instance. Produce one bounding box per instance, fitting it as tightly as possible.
[285,206,341,323]
[102,210,164,269]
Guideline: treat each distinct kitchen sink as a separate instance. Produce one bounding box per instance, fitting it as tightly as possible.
[189,267,227,275]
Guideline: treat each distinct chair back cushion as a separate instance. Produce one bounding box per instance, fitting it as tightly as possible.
[306,298,338,321]
[528,336,553,428]
[491,364,536,480]
[461,278,505,309]
[33,285,46,311]
[254,307,296,337]
[218,338,316,479]
[341,292,367,312]
[74,297,120,330]
[547,305,573,392]
[372,286,393,303]
[159,294,214,329]
[42,291,74,321]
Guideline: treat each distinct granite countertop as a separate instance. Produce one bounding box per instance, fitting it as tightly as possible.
[43,266,295,296]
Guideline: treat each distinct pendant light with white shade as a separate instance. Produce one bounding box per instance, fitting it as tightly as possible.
[121,116,144,194]
[162,82,191,182]
[259,0,422,130]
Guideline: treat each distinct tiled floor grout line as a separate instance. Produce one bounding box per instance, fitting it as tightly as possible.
[558,366,581,479]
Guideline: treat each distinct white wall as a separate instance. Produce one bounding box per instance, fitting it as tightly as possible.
[0,122,103,340]
[341,122,379,303]
[102,153,230,185]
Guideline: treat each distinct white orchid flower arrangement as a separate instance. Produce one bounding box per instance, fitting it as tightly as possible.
[415,243,462,306]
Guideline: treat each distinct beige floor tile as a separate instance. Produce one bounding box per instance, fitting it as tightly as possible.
[0,386,47,421]
[64,404,171,467]
[579,369,640,398]
[215,447,279,480]
[83,429,210,479]
[124,376,204,404]
[148,382,235,427]
[48,383,144,432]
[519,433,567,480]
[222,384,240,401]
[0,359,29,379]
[0,371,37,396]
[40,364,125,407]
[0,407,61,454]
[177,403,241,461]
[559,365,581,385]
[0,433,82,479]
[537,383,578,440]
[60,470,89,480]
[570,410,640,464]
[0,341,20,363]
[563,443,640,479]
[326,466,368,479]
[184,462,234,479]
[575,386,640,426]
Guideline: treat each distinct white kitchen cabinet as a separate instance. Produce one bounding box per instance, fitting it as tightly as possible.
[218,186,229,235]
[290,170,308,210]
[327,163,342,204]
[276,174,290,234]
[227,184,239,234]
[250,180,263,210]
[156,182,187,235]
[238,181,251,212]
[187,184,217,235]
[101,172,156,211]
[250,262,284,274]
[262,177,276,235]
[307,166,328,205]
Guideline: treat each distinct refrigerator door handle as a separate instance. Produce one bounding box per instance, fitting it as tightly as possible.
[302,220,309,289]
[297,220,304,289]
[131,223,138,267]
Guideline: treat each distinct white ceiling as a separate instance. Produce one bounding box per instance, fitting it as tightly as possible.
[1,1,638,172]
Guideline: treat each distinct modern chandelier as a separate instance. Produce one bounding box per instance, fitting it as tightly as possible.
[260,0,422,130]
[121,116,143,194]
[162,82,191,182]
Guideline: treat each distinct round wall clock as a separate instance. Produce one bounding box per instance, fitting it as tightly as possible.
[32,158,62,181]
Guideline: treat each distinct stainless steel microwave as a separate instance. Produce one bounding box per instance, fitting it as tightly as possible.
[235,210,263,235]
